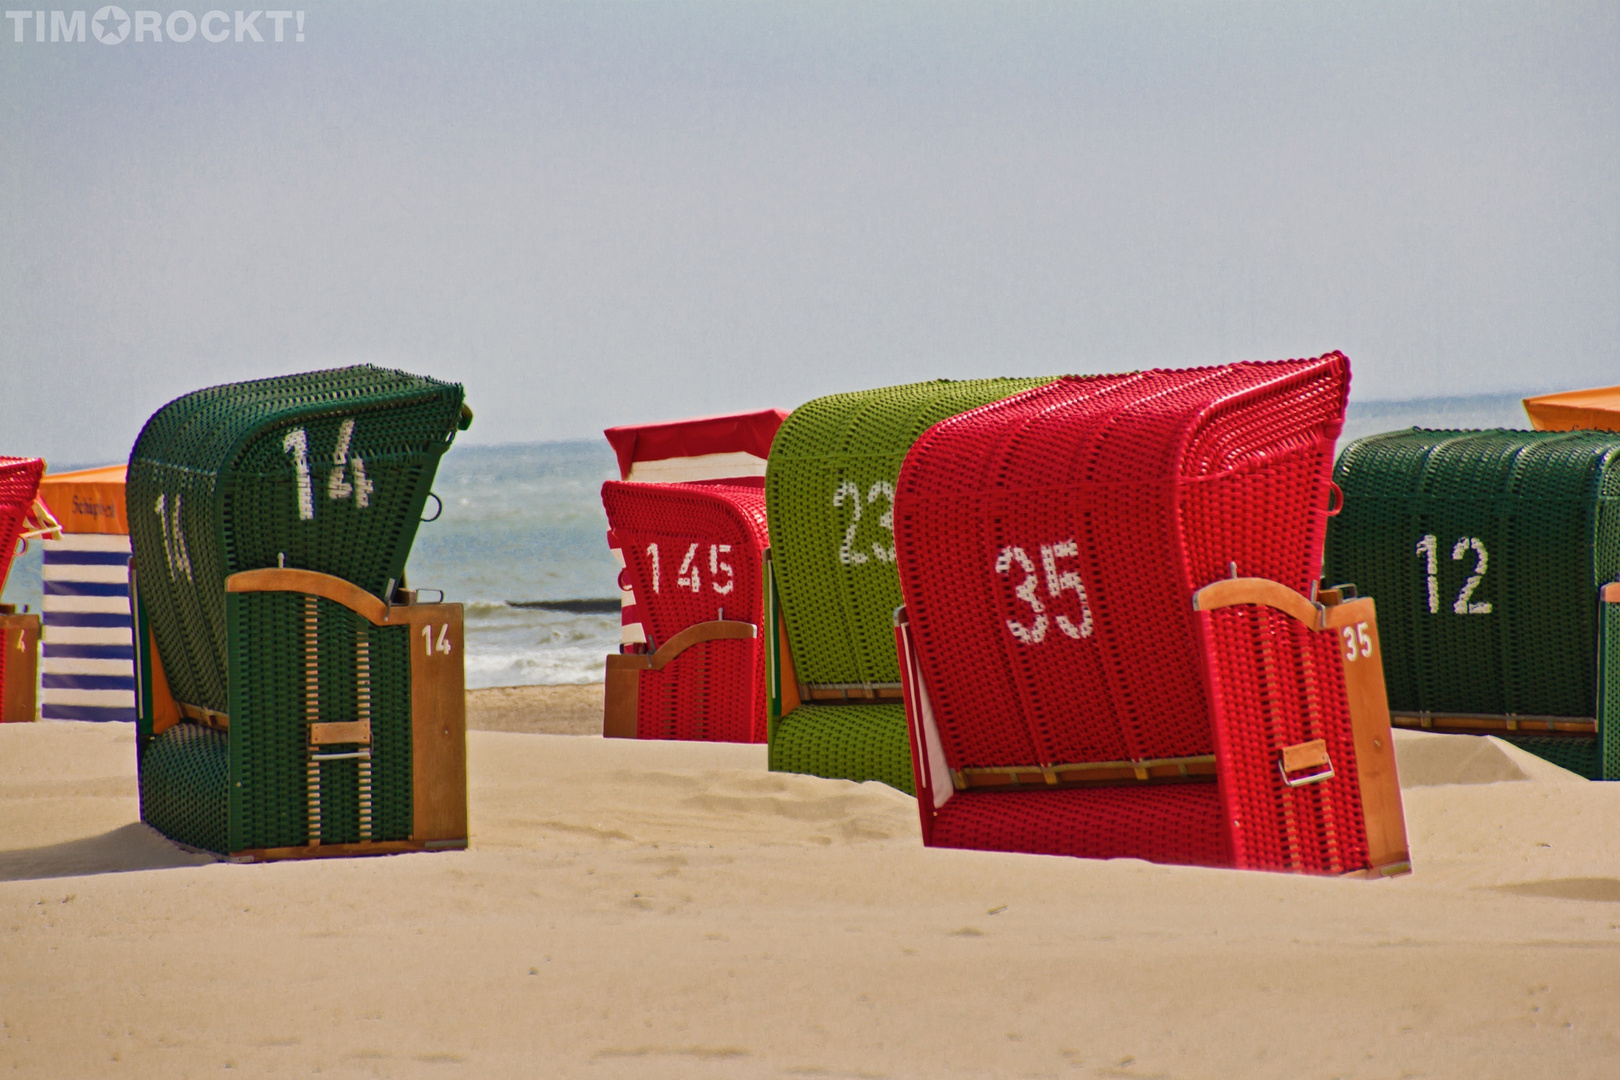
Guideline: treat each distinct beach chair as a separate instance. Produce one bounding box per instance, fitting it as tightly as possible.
[128,366,473,859]
[891,356,1411,875]
[598,410,786,742]
[1524,385,1620,432]
[603,410,788,653]
[0,457,54,723]
[1325,428,1620,780]
[33,465,135,722]
[765,377,1055,794]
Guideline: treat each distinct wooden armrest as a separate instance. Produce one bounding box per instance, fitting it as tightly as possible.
[1191,576,1324,629]
[643,620,757,670]
[227,568,390,624]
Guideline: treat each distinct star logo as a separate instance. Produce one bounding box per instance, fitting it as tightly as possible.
[91,5,129,44]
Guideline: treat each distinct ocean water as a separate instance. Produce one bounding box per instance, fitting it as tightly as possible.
[0,393,1540,688]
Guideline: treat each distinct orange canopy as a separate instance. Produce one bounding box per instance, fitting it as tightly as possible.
[36,464,127,535]
[1523,386,1620,432]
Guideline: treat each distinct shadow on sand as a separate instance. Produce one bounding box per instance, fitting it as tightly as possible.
[0,823,216,883]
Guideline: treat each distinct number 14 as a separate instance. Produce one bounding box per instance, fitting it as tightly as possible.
[422,624,453,657]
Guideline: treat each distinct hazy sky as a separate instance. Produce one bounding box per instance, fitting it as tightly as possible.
[2,2,1616,464]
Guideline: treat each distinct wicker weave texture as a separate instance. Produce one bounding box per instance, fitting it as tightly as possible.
[0,457,44,597]
[139,722,230,854]
[602,479,771,742]
[0,457,44,705]
[224,592,413,851]
[1605,601,1620,780]
[127,365,465,716]
[1325,429,1620,720]
[894,357,1367,871]
[768,703,915,795]
[766,378,1054,687]
[929,785,1228,866]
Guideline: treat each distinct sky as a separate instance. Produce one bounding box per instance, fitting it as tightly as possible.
[1,1,1616,465]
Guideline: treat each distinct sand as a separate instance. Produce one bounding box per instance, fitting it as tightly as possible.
[3,695,1620,1078]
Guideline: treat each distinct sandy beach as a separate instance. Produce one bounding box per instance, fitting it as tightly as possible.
[2,688,1619,1078]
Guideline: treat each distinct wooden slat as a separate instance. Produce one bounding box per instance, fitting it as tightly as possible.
[228,838,464,862]
[1390,712,1595,736]
[386,602,468,846]
[310,720,371,745]
[1321,596,1411,877]
[1191,576,1322,628]
[226,568,389,624]
[0,614,39,724]
[1280,738,1330,773]
[646,620,757,671]
[602,653,648,738]
[778,608,800,718]
[804,683,905,703]
[953,754,1217,791]
[176,700,230,731]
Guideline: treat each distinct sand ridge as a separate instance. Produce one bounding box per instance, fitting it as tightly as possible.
[1,710,1619,1077]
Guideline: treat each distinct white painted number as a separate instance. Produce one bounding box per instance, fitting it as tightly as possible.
[677,542,702,592]
[282,428,315,521]
[996,539,1094,645]
[422,624,453,657]
[285,420,374,522]
[1341,621,1373,662]
[833,479,897,567]
[153,493,193,582]
[834,481,867,566]
[1415,533,1439,614]
[646,541,736,597]
[709,544,734,595]
[1416,534,1491,616]
[996,546,1046,644]
[866,481,896,563]
[1451,536,1491,615]
[327,419,355,502]
[1041,539,1093,639]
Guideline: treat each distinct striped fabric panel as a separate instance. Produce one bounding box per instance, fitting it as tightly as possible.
[41,550,131,566]
[44,580,130,597]
[43,643,135,660]
[40,688,135,706]
[42,703,138,722]
[42,626,134,645]
[42,612,131,628]
[42,673,137,691]
[41,534,135,722]
[39,657,132,675]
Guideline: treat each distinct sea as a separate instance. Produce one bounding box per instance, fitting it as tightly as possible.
[1,393,1536,689]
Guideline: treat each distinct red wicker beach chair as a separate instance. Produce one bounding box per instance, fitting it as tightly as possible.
[0,457,55,723]
[602,410,786,651]
[599,410,786,742]
[891,355,1411,876]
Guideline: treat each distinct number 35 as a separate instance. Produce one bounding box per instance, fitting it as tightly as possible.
[1340,622,1372,663]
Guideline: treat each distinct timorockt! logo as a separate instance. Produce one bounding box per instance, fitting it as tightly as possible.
[5,9,306,42]
[91,6,128,42]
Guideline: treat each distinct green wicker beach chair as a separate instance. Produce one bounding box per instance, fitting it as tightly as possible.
[1324,428,1620,779]
[128,365,474,857]
[765,377,1054,793]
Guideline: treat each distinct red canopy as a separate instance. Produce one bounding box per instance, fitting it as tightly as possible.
[603,408,789,481]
